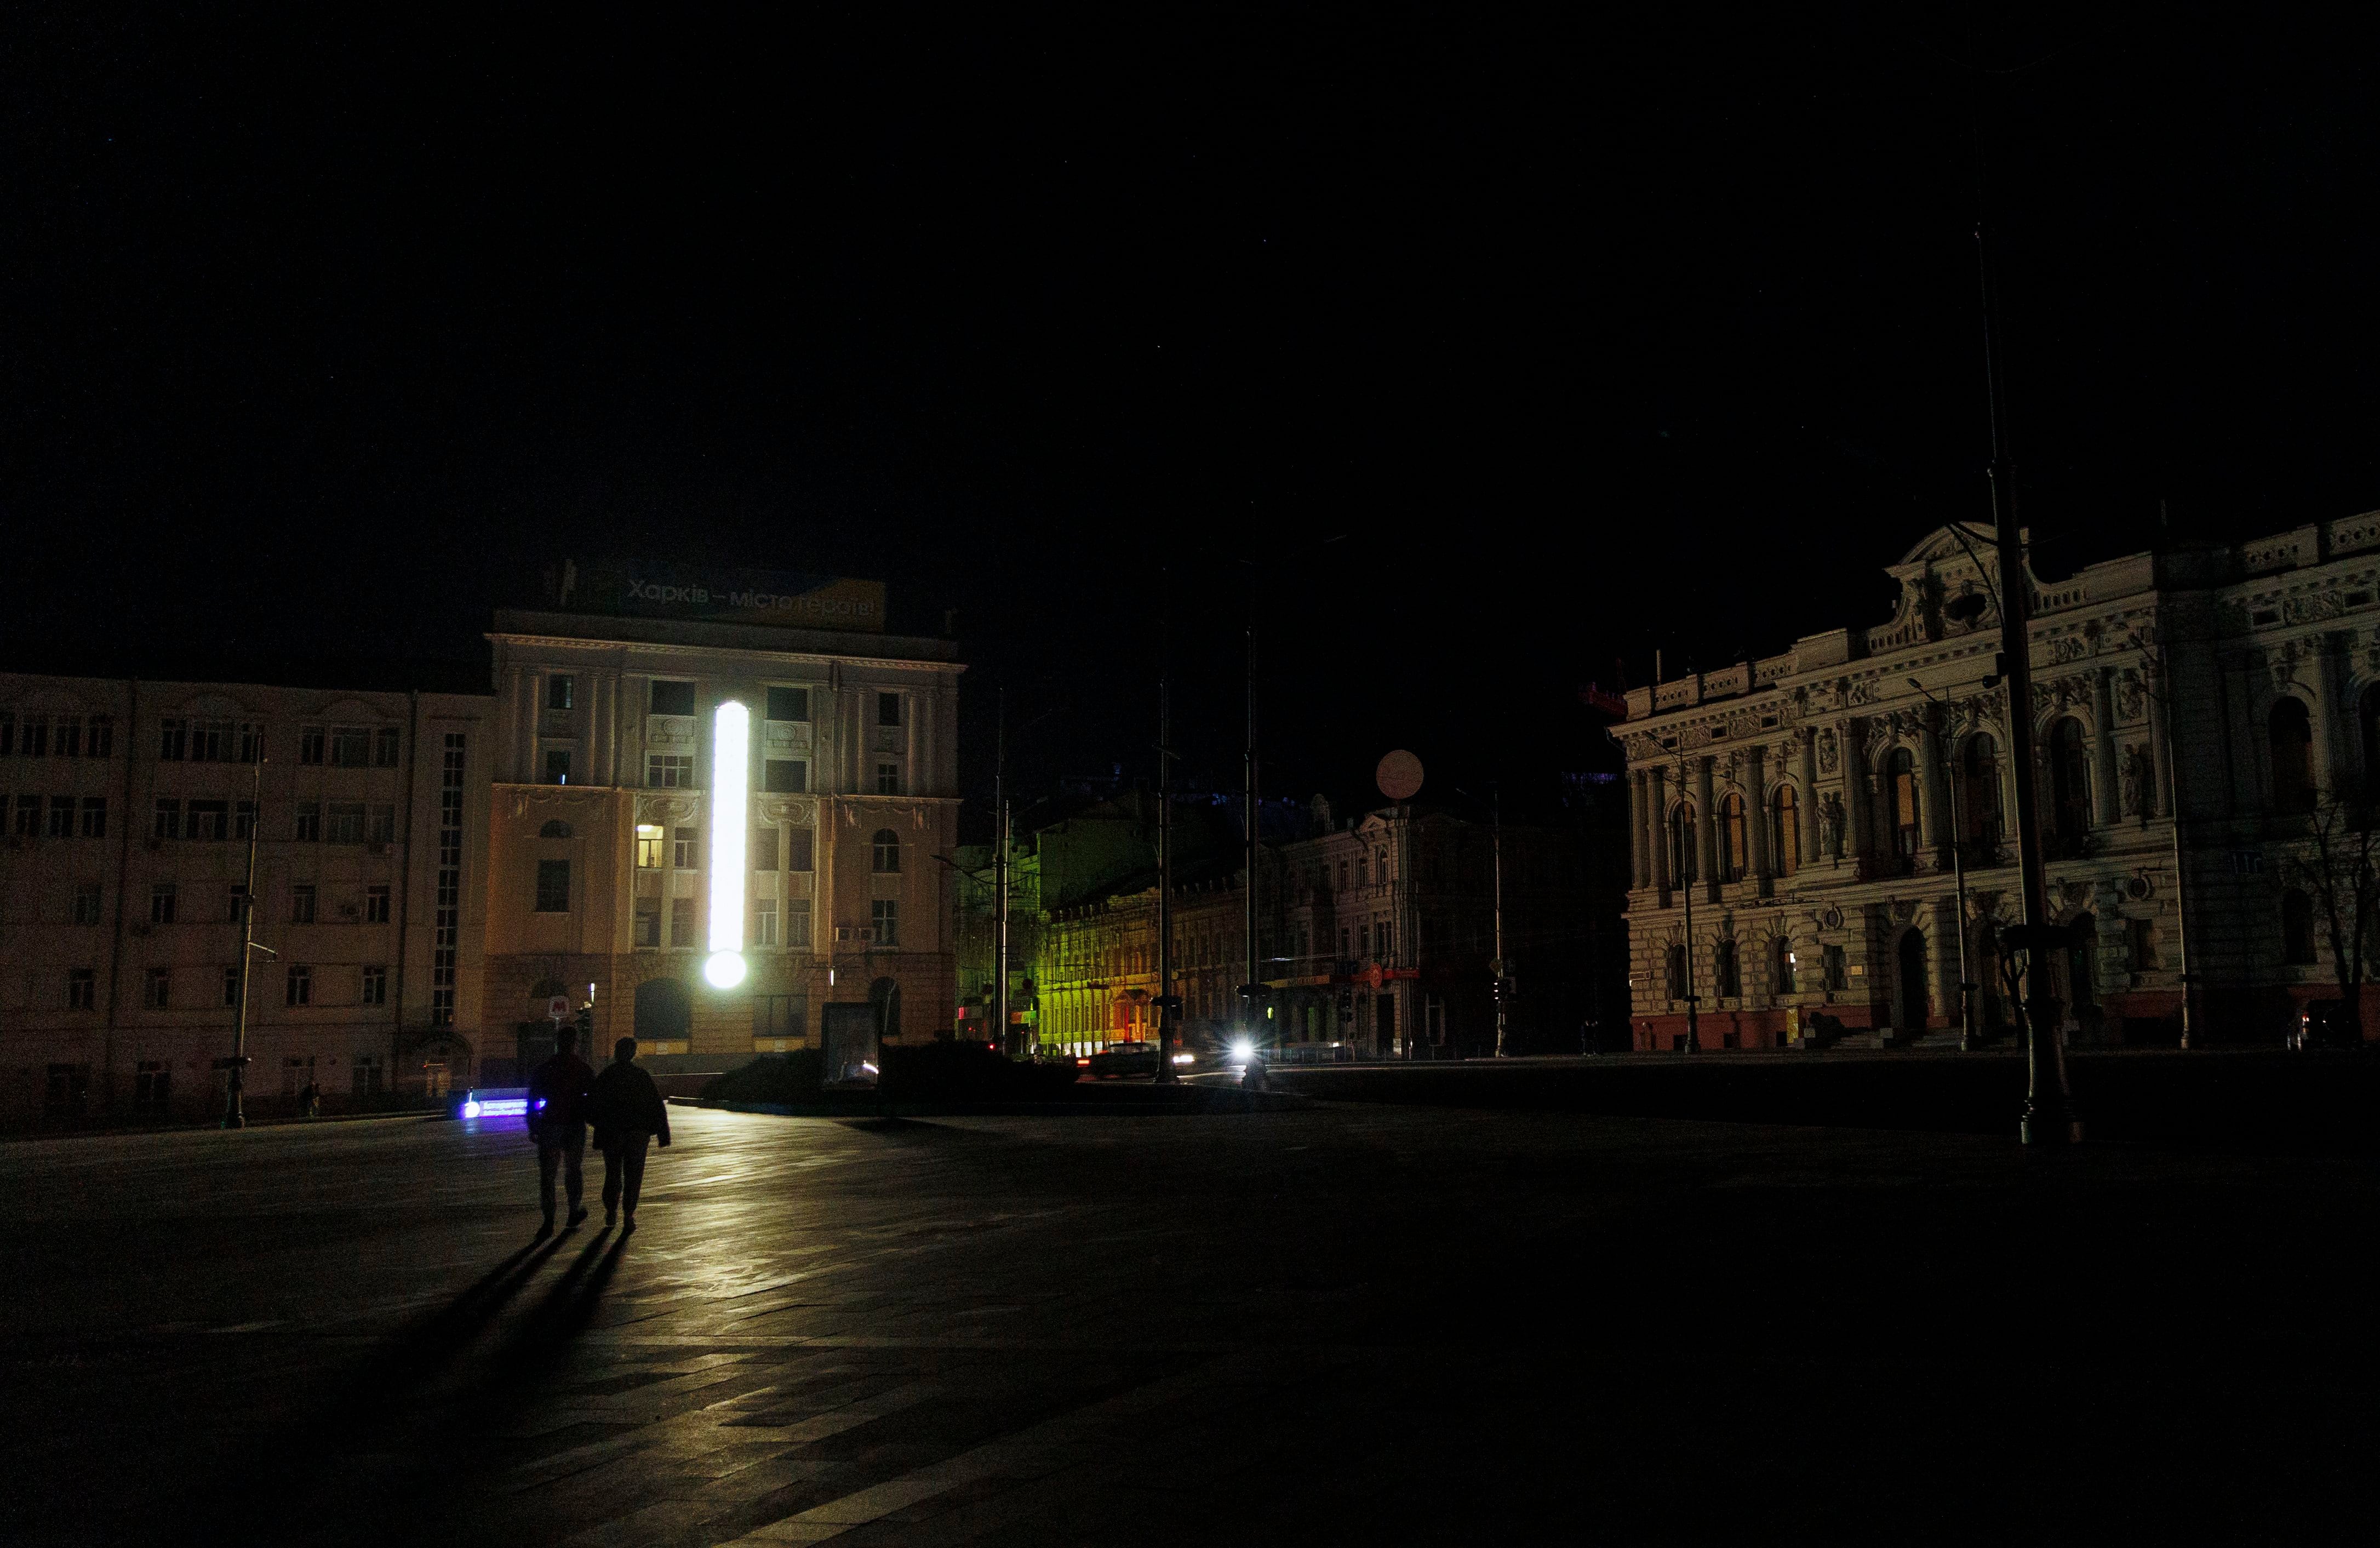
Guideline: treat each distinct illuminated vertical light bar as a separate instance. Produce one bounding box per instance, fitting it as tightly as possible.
[704,700,750,988]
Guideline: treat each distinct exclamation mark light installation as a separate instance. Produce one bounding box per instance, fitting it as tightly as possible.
[704,700,750,989]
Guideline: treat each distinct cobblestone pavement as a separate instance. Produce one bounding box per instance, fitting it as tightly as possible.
[7,1103,2380,1544]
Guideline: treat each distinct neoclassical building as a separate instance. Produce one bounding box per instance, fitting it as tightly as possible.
[1622,515,2380,1050]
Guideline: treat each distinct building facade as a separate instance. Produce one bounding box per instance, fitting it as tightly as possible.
[1621,516,2380,1050]
[0,676,490,1124]
[1034,802,1604,1059]
[1,576,964,1124]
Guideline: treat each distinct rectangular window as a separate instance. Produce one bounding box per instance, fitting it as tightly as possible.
[365,884,391,923]
[224,966,242,1007]
[373,727,401,767]
[325,803,365,844]
[368,804,396,844]
[1358,923,1371,958]
[646,754,693,788]
[286,965,312,1007]
[2129,917,2156,973]
[87,715,113,758]
[872,898,899,947]
[649,680,696,716]
[636,824,664,868]
[542,748,571,785]
[786,901,811,949]
[290,884,317,924]
[238,722,264,764]
[299,726,325,764]
[49,795,75,837]
[766,686,810,723]
[877,692,902,727]
[55,718,82,757]
[234,801,257,840]
[753,826,780,871]
[9,798,33,838]
[361,965,388,1006]
[228,884,248,923]
[153,798,181,841]
[754,899,778,946]
[764,758,808,793]
[352,1054,384,1096]
[191,719,231,762]
[670,898,696,947]
[634,907,662,947]
[547,675,575,711]
[0,709,13,755]
[73,883,102,926]
[294,802,322,842]
[68,969,96,1010]
[80,796,106,837]
[787,827,814,872]
[44,1063,90,1116]
[159,717,186,761]
[186,800,228,841]
[19,716,48,757]
[1377,921,1394,959]
[535,859,571,912]
[145,968,170,1009]
[150,883,177,924]
[673,827,700,869]
[135,1061,170,1113]
[1823,945,1848,992]
[876,762,900,795]
[330,727,370,767]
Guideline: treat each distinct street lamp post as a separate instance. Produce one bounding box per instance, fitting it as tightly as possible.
[222,755,275,1129]
[1908,679,1978,1050]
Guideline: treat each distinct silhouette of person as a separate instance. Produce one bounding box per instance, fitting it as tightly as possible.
[589,1036,671,1232]
[527,1025,596,1234]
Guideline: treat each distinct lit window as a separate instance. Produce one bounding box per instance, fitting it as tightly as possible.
[636,824,665,869]
[546,675,575,711]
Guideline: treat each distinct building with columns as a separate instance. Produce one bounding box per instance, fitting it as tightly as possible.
[1621,516,2380,1050]
[1,567,965,1125]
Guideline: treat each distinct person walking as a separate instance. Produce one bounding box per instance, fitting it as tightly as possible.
[589,1036,671,1232]
[527,1024,596,1235]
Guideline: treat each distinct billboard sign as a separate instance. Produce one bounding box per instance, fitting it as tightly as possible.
[553,560,886,633]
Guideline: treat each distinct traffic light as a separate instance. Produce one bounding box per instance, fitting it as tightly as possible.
[575,1003,594,1044]
[1337,988,1354,1024]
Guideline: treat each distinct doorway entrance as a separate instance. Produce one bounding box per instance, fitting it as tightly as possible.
[1896,929,1929,1034]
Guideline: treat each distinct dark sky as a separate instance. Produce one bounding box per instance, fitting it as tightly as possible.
[10,6,2380,830]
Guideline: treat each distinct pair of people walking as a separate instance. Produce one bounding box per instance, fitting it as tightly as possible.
[526,1027,672,1234]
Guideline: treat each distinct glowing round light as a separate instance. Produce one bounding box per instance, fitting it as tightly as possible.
[705,951,747,989]
[461,1100,482,1119]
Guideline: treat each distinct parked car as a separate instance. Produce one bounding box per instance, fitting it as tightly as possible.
[1085,1042,1159,1079]
[2291,1000,2365,1051]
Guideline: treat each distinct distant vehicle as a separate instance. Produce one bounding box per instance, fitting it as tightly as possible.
[1085,1042,1159,1079]
[454,1086,531,1121]
[2291,1000,2364,1052]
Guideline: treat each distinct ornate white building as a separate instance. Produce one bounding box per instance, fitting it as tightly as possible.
[1621,515,2380,1050]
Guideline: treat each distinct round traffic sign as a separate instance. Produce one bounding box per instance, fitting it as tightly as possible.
[548,996,570,1022]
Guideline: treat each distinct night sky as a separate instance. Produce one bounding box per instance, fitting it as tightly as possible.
[12,7,2380,829]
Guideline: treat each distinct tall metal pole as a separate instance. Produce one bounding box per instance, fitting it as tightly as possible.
[1910,680,1977,1050]
[223,753,264,1129]
[1491,785,1508,1057]
[994,689,1010,1060]
[1244,600,1261,1048]
[1978,218,2078,1145]
[1155,678,1178,1082]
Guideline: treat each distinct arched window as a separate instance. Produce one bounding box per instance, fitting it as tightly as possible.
[2049,719,2092,837]
[2281,888,2317,964]
[1714,938,1741,998]
[1961,735,2003,845]
[1887,749,1921,859]
[1669,803,1697,884]
[2270,698,2314,814]
[1770,786,1800,878]
[1770,936,1797,995]
[1666,942,1689,1001]
[871,828,902,872]
[538,819,573,839]
[1720,792,1748,882]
